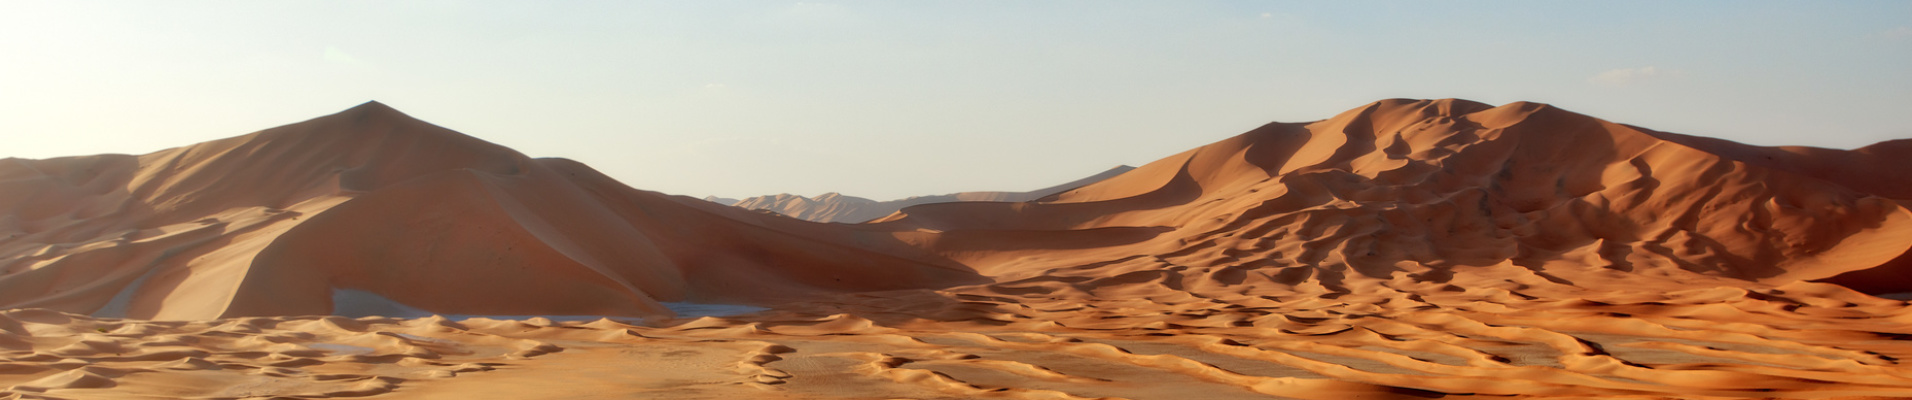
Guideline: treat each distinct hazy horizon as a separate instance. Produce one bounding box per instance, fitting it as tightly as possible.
[4,1,1908,200]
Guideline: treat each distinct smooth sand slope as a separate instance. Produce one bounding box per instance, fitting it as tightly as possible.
[4,99,1912,399]
[722,166,1136,224]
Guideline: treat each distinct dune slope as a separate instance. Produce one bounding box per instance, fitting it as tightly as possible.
[0,102,982,321]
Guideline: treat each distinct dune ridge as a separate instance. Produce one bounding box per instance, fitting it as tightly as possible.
[723,165,1136,223]
[6,98,1912,399]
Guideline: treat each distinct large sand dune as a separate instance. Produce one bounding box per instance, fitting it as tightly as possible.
[0,102,982,321]
[873,98,1912,288]
[5,99,1912,399]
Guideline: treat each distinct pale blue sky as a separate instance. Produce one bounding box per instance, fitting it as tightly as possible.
[2,1,1908,200]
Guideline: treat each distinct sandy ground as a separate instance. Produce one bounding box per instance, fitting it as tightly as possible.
[8,280,1912,399]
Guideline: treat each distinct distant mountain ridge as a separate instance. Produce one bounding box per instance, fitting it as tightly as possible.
[718,166,1136,223]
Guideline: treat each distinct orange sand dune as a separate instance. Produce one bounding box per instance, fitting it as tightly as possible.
[0,102,982,321]
[5,99,1912,399]
[725,166,1136,223]
[874,99,1912,288]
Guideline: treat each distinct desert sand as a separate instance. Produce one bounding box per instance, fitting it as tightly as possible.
[4,99,1912,399]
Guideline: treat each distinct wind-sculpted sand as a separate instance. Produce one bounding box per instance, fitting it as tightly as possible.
[8,283,1912,399]
[4,99,1912,399]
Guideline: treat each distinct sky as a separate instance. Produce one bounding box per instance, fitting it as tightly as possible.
[2,1,1908,201]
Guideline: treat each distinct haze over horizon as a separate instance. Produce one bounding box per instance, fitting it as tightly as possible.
[3,1,1908,200]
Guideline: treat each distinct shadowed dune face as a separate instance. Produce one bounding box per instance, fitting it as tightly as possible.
[1627,130,1912,292]
[0,102,984,320]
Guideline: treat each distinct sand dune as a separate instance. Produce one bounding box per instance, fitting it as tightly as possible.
[874,99,1912,287]
[5,99,1912,399]
[723,166,1136,223]
[0,102,982,321]
[726,192,886,223]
